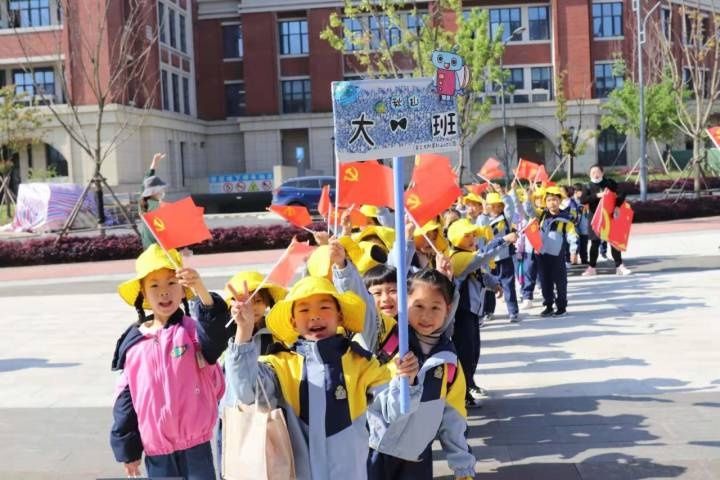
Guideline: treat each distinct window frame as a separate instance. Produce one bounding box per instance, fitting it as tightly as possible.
[8,0,52,28]
[527,6,550,41]
[594,61,624,98]
[597,127,627,166]
[591,1,624,39]
[222,22,243,60]
[280,77,312,114]
[278,19,309,57]
[224,81,246,117]
[490,7,523,43]
[12,67,56,101]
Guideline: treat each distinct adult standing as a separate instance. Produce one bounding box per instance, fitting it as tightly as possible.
[579,165,632,276]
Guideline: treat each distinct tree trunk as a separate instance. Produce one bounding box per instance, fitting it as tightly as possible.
[693,138,702,197]
[567,155,574,185]
[93,158,106,230]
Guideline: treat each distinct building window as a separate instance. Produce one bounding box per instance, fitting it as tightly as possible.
[13,68,54,98]
[179,14,187,53]
[158,2,166,43]
[405,12,423,34]
[592,2,623,38]
[597,127,627,166]
[161,70,169,110]
[171,73,180,112]
[9,0,51,28]
[45,144,68,176]
[369,16,402,49]
[531,66,553,100]
[281,79,311,113]
[224,82,246,117]
[661,8,671,40]
[528,6,550,40]
[182,77,190,115]
[168,8,177,48]
[490,8,522,42]
[684,13,708,45]
[223,24,243,58]
[594,63,623,97]
[343,17,364,51]
[279,19,309,55]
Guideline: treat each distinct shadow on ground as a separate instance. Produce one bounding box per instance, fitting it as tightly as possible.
[0,358,81,372]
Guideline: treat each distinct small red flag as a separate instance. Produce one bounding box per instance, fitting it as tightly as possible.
[707,126,720,149]
[338,161,394,208]
[466,183,490,195]
[608,202,634,252]
[266,240,315,287]
[590,189,617,241]
[318,185,331,218]
[534,164,550,184]
[515,158,540,181]
[143,197,212,250]
[406,155,462,225]
[479,157,505,180]
[269,204,313,228]
[328,205,368,227]
[524,218,543,253]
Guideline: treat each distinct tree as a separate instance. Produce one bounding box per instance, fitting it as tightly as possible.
[321,0,505,184]
[553,71,593,183]
[0,86,46,221]
[657,0,720,194]
[13,0,160,235]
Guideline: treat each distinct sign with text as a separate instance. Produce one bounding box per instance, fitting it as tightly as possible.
[331,78,459,161]
[208,172,273,194]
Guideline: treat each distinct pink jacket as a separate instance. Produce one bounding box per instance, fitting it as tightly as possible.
[114,316,225,457]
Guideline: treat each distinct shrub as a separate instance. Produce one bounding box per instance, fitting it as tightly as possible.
[616,177,720,195]
[630,196,720,223]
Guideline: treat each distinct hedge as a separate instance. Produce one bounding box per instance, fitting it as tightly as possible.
[2,200,719,267]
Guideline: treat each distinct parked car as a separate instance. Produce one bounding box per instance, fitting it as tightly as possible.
[272,176,335,212]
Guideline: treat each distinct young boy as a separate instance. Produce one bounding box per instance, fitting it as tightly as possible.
[530,186,578,317]
[571,183,589,265]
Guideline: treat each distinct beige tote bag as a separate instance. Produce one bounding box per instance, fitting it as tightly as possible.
[222,378,296,480]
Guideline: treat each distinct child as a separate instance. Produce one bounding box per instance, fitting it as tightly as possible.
[110,244,228,478]
[477,188,521,322]
[447,218,516,406]
[139,153,168,249]
[412,218,450,270]
[224,275,421,480]
[517,187,546,309]
[571,183,590,265]
[461,192,484,223]
[529,186,578,317]
[367,269,476,480]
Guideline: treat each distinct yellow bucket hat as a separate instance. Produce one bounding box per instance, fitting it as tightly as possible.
[448,218,484,248]
[413,219,450,253]
[359,204,380,218]
[266,276,366,346]
[223,271,287,305]
[485,192,504,205]
[533,187,547,198]
[307,238,387,278]
[352,225,395,251]
[544,186,566,198]
[306,245,332,279]
[117,244,193,309]
[462,192,483,205]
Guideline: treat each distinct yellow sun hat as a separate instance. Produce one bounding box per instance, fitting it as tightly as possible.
[447,218,486,248]
[117,244,193,309]
[223,271,287,305]
[484,192,504,205]
[544,186,566,198]
[266,276,366,346]
[307,237,387,278]
[306,245,332,279]
[351,225,395,251]
[533,187,547,198]
[359,204,380,218]
[413,219,450,253]
[462,192,483,205]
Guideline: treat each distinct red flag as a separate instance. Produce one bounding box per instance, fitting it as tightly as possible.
[318,185,331,217]
[524,218,543,253]
[515,158,540,181]
[534,164,550,184]
[406,155,462,225]
[479,157,505,180]
[338,161,394,208]
[707,126,720,149]
[266,240,315,287]
[414,153,451,169]
[608,202,634,252]
[466,183,490,195]
[143,197,212,250]
[328,205,368,227]
[269,204,313,228]
[590,189,617,241]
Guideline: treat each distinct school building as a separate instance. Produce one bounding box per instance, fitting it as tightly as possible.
[0,0,704,197]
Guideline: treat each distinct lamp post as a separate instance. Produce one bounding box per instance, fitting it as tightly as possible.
[634,0,661,202]
[499,26,526,183]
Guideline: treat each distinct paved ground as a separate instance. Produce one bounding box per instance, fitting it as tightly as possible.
[0,218,719,479]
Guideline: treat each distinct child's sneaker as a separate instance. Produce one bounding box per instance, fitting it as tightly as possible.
[616,264,632,276]
[553,308,567,317]
[581,266,597,276]
[520,299,533,310]
[468,386,488,400]
[482,313,493,324]
[540,306,554,317]
[509,313,521,323]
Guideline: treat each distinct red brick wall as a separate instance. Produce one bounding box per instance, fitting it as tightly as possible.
[196,19,228,119]
[504,44,552,65]
[308,8,342,112]
[243,12,279,115]
[554,0,593,99]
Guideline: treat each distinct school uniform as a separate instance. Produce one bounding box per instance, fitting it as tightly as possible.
[536,210,578,311]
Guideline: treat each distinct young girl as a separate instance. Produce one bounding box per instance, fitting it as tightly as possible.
[110,244,228,478]
[139,152,168,249]
[225,275,420,480]
[412,218,450,270]
[367,269,475,480]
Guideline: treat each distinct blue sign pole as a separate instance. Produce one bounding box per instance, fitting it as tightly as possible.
[392,156,410,414]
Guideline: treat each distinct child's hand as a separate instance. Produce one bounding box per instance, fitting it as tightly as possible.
[313,231,330,246]
[227,282,255,343]
[150,152,165,170]
[340,208,353,235]
[329,238,346,268]
[405,216,415,239]
[395,352,419,384]
[503,232,518,244]
[124,459,142,477]
[176,268,213,306]
[436,254,453,280]
[495,285,503,298]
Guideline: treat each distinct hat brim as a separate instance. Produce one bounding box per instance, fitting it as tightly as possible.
[118,277,193,310]
[224,283,287,305]
[266,290,366,346]
[142,185,167,198]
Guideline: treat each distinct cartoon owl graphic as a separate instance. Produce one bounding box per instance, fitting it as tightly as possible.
[431,48,470,101]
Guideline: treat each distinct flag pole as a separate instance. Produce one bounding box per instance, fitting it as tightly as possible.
[392,156,410,414]
[140,213,181,270]
[334,154,341,235]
